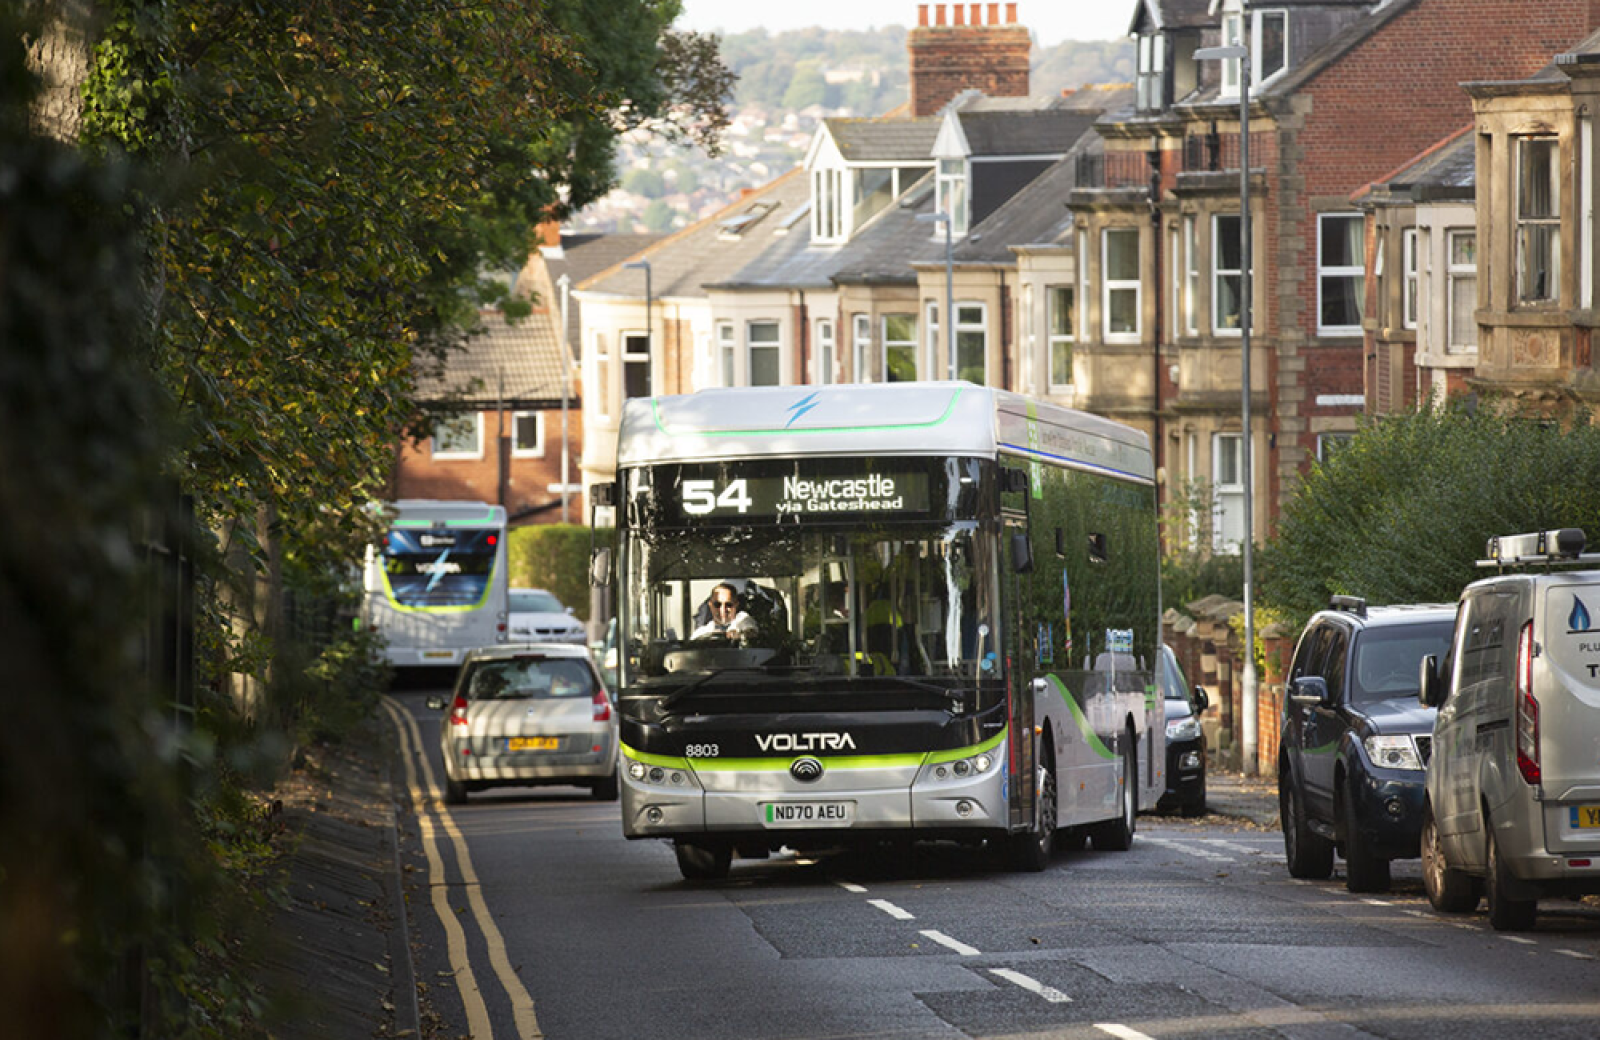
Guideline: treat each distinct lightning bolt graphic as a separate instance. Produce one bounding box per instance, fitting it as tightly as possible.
[785,391,821,428]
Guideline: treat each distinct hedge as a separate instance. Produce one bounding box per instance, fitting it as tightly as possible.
[508,523,613,623]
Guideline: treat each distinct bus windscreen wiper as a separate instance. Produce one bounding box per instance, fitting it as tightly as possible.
[657,668,763,711]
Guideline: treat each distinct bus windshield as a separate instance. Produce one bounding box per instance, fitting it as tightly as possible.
[383,527,500,608]
[620,457,1001,689]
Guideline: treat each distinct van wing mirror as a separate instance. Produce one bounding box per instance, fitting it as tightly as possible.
[1289,675,1330,707]
[589,546,612,587]
[1418,653,1443,708]
[1191,685,1210,713]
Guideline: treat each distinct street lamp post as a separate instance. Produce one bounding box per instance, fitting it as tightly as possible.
[1194,41,1258,775]
[916,211,955,380]
[623,259,652,396]
[557,272,572,524]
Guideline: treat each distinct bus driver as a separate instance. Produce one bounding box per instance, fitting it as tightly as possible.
[691,583,758,642]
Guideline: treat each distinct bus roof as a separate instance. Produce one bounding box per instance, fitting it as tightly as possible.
[384,500,508,527]
[616,383,1153,484]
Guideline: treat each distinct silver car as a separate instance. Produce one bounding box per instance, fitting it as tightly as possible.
[507,587,586,644]
[429,644,618,804]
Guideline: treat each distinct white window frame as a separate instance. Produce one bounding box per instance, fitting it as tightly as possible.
[1077,229,1090,342]
[815,317,836,385]
[852,313,871,382]
[511,410,545,459]
[882,313,917,382]
[622,332,651,399]
[1047,285,1075,390]
[1137,32,1166,111]
[747,319,781,387]
[1213,213,1244,336]
[1318,213,1365,336]
[925,300,940,379]
[1219,6,1289,96]
[1317,432,1353,462]
[1183,214,1199,336]
[716,321,736,387]
[432,412,482,459]
[1446,228,1478,354]
[937,158,969,237]
[1168,225,1181,341]
[812,167,845,243]
[1102,227,1142,343]
[1517,136,1560,305]
[1402,228,1419,330]
[954,302,987,384]
[1212,431,1245,555]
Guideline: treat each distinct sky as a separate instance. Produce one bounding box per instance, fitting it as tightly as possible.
[673,1,1136,47]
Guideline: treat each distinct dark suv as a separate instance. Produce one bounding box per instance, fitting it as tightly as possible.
[1278,597,1455,892]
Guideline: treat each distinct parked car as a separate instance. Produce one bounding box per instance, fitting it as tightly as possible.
[427,644,618,804]
[1278,597,1455,892]
[1156,644,1208,816]
[508,587,586,645]
[1420,528,1600,930]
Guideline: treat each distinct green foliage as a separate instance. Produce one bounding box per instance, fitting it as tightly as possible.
[1159,476,1244,611]
[509,524,612,624]
[623,166,669,197]
[1259,400,1600,633]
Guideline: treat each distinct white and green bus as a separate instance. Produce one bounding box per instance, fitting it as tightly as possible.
[363,499,509,672]
[597,384,1164,879]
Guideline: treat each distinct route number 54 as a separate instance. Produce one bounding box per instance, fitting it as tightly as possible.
[682,478,752,515]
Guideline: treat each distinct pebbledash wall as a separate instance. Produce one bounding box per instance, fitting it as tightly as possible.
[1265,0,1600,512]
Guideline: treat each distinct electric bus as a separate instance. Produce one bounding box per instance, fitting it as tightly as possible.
[363,499,509,672]
[596,383,1165,880]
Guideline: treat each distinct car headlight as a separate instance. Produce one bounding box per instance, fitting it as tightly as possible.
[1166,716,1201,742]
[1363,735,1423,771]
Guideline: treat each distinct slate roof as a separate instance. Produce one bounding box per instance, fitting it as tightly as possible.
[825,117,941,161]
[1378,126,1475,198]
[961,109,1100,156]
[414,309,571,410]
[540,232,663,356]
[950,152,1080,264]
[578,170,810,299]
[1129,0,1213,34]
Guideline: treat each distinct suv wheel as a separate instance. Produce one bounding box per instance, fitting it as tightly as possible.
[1280,768,1333,879]
[1421,801,1479,912]
[1485,827,1536,931]
[1341,783,1391,893]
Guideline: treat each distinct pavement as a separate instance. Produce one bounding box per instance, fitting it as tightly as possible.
[256,726,1279,1039]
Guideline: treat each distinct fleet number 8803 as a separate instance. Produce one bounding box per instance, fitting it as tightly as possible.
[684,744,720,757]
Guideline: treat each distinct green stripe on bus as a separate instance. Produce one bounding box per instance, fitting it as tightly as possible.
[620,729,1006,772]
[1043,674,1117,760]
[650,388,964,437]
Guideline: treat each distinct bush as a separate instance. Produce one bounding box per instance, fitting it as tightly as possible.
[507,524,612,623]
[1259,400,1600,633]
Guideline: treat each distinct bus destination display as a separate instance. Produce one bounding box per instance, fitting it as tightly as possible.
[679,471,930,519]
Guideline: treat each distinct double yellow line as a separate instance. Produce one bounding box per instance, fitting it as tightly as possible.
[381,695,542,1039]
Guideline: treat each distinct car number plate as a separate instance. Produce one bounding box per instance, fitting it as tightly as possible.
[508,737,559,751]
[1570,805,1600,828]
[763,802,853,828]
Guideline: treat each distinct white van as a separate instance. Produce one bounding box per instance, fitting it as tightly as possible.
[1419,528,1600,930]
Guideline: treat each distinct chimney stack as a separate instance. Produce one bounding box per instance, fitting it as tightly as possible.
[907,3,1032,117]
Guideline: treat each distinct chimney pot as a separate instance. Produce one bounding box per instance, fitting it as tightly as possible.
[969,4,981,25]
[952,4,964,25]
[935,3,946,26]
[1005,1,1016,23]
[987,3,999,25]
[919,3,929,27]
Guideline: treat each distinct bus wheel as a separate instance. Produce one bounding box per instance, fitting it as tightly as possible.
[1009,762,1057,872]
[674,839,732,882]
[1091,729,1137,852]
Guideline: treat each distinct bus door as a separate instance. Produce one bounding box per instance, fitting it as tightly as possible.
[1002,511,1035,832]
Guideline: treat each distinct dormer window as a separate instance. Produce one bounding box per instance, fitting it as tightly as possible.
[812,167,844,243]
[1137,32,1167,112]
[937,159,969,237]
[1219,5,1288,97]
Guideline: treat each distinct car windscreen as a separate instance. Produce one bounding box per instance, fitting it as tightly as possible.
[464,657,595,701]
[1350,621,1454,704]
[510,589,564,613]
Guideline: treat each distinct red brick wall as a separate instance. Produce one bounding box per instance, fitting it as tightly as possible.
[1280,0,1598,478]
[392,406,584,524]
[907,11,1030,117]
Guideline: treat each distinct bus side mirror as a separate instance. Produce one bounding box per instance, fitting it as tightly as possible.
[1011,531,1034,573]
[589,546,612,587]
[1419,654,1443,708]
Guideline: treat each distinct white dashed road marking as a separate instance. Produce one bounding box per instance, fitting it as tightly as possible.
[868,898,915,921]
[920,929,981,956]
[1143,836,1234,862]
[1558,949,1594,960]
[835,881,868,893]
[1200,838,1268,856]
[1095,1024,1156,1039]
[990,968,1072,1003]
[1502,935,1537,946]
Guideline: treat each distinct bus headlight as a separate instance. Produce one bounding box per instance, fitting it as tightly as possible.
[624,755,701,789]
[923,750,999,785]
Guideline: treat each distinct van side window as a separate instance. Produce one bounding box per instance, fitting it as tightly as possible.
[1322,626,1349,701]
[1290,624,1328,681]
[1454,592,1512,695]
